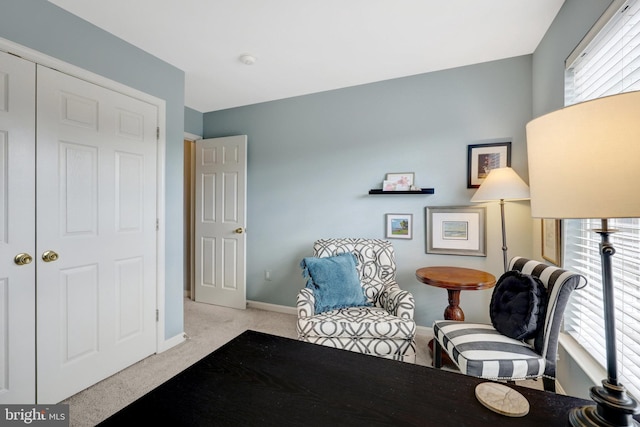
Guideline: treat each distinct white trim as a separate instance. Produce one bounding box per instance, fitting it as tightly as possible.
[566,0,628,67]
[0,37,163,107]
[247,300,297,316]
[0,37,175,354]
[245,303,436,338]
[416,324,432,336]
[556,381,567,396]
[184,137,196,300]
[558,332,606,386]
[156,109,168,352]
[184,132,202,141]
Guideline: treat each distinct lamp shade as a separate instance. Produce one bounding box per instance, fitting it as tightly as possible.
[526,91,640,219]
[470,167,530,202]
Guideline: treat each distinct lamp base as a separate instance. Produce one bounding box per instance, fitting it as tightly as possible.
[569,380,639,427]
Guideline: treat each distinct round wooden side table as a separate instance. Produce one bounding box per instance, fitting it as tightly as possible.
[416,266,496,321]
[416,266,497,365]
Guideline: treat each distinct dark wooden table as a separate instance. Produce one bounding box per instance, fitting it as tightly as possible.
[99,330,628,426]
[416,266,496,321]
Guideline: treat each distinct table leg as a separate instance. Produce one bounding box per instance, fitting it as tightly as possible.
[444,289,464,321]
[429,289,464,367]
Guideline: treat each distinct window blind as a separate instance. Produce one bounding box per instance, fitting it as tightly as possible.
[563,0,640,400]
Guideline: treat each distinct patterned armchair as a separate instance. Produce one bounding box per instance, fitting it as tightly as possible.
[296,238,416,363]
[433,257,585,391]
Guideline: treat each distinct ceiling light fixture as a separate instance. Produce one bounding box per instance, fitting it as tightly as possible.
[239,54,256,65]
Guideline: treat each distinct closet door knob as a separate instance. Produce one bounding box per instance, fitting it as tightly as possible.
[42,250,59,262]
[234,228,245,234]
[14,253,33,266]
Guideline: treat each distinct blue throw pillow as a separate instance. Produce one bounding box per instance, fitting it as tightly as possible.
[490,271,547,343]
[300,253,370,314]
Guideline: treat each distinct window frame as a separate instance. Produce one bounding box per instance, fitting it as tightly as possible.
[562,0,640,400]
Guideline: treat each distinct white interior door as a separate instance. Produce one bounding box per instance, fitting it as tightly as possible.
[194,136,247,309]
[35,65,158,403]
[0,51,36,404]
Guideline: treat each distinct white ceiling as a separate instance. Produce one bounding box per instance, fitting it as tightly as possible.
[48,0,565,113]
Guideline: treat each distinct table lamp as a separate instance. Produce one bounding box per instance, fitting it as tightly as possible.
[526,91,640,427]
[470,167,530,272]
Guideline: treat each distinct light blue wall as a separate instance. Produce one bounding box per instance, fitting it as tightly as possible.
[185,106,204,137]
[0,0,185,340]
[204,56,534,328]
[532,0,613,117]
[531,0,612,399]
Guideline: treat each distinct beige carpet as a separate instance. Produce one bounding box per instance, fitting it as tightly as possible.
[63,298,544,426]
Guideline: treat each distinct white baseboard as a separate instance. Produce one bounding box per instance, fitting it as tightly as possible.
[416,324,432,336]
[247,300,297,315]
[245,303,434,337]
[556,381,567,395]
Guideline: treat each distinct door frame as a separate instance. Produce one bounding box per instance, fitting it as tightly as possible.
[0,37,172,352]
[184,132,201,300]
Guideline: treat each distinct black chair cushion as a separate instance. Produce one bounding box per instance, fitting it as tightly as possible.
[490,271,547,341]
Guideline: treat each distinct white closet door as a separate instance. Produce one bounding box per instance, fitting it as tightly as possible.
[36,65,158,403]
[0,51,36,404]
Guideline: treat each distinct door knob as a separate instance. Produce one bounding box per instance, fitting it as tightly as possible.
[42,250,59,262]
[234,227,245,234]
[14,253,33,266]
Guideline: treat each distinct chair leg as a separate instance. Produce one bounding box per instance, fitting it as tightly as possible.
[543,376,556,392]
[433,339,442,368]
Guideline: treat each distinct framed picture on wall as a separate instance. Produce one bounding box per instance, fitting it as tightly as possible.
[384,172,415,191]
[386,213,413,239]
[542,219,562,266]
[425,206,486,256]
[467,141,511,188]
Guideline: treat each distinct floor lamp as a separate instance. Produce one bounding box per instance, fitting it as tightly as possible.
[470,167,530,273]
[526,91,640,427]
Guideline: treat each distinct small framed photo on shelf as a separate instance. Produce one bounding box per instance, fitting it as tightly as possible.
[467,141,511,188]
[386,214,413,240]
[425,206,486,256]
[542,219,562,266]
[384,172,415,191]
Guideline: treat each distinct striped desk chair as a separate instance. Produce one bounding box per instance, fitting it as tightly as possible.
[433,257,585,391]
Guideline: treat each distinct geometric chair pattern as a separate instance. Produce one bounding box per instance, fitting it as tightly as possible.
[433,257,585,391]
[297,238,416,362]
